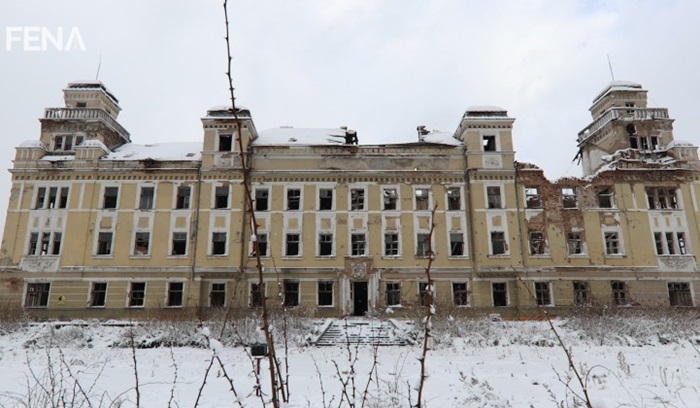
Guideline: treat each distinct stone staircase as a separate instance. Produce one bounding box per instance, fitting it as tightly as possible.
[312,318,412,346]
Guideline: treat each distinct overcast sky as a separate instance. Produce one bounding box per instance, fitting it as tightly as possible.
[1,0,699,234]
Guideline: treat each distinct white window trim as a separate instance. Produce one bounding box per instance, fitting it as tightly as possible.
[534,281,554,307]
[254,186,270,212]
[87,281,108,308]
[283,231,303,258]
[484,183,504,210]
[165,281,186,308]
[317,184,336,211]
[212,182,231,210]
[135,182,157,211]
[452,282,469,307]
[285,185,304,211]
[127,282,147,308]
[413,186,432,212]
[348,184,368,212]
[447,229,468,258]
[445,185,463,212]
[173,183,193,210]
[491,281,509,307]
[316,280,335,308]
[480,130,501,152]
[100,184,120,210]
[381,185,401,211]
[602,228,625,257]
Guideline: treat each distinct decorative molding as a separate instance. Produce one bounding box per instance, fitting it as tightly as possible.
[20,256,60,272]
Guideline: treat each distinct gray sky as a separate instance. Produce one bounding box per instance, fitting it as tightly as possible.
[2,0,700,234]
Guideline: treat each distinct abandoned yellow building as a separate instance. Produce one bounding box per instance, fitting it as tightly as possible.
[1,79,699,319]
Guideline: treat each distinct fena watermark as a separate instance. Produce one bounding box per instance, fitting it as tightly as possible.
[5,27,86,52]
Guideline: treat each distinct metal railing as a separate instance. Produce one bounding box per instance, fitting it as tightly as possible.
[44,108,130,141]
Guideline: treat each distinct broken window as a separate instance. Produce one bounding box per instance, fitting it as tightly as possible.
[317,281,333,306]
[384,233,399,256]
[167,282,184,307]
[383,188,398,210]
[213,186,229,209]
[53,134,82,151]
[453,282,468,306]
[646,187,679,210]
[596,187,614,208]
[492,282,508,307]
[255,188,269,211]
[251,233,268,257]
[573,281,589,305]
[97,232,113,255]
[218,134,232,152]
[35,187,69,210]
[129,282,146,307]
[529,231,546,255]
[561,187,577,209]
[139,186,155,210]
[350,188,365,211]
[567,232,584,255]
[103,186,119,209]
[665,232,676,255]
[525,187,541,209]
[283,280,300,308]
[212,232,227,255]
[450,233,464,256]
[210,283,226,307]
[415,188,430,210]
[351,233,366,256]
[25,282,50,308]
[418,282,432,307]
[134,232,150,255]
[482,135,496,152]
[534,282,551,306]
[668,282,692,306]
[285,233,300,256]
[490,231,507,255]
[447,187,461,211]
[386,283,401,306]
[416,233,430,258]
[250,283,264,307]
[176,185,191,209]
[287,188,301,210]
[90,282,107,307]
[318,233,333,256]
[172,232,187,256]
[678,232,687,254]
[654,231,687,255]
[319,188,333,210]
[611,281,627,305]
[27,231,62,256]
[487,186,501,209]
[604,232,621,255]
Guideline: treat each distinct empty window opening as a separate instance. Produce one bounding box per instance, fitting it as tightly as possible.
[483,135,496,151]
[415,188,430,210]
[287,188,301,210]
[492,282,508,307]
[535,282,551,306]
[319,188,333,210]
[286,233,300,256]
[447,188,461,211]
[167,282,184,307]
[383,188,398,210]
[487,186,502,209]
[318,281,333,306]
[561,188,577,209]
[218,134,232,152]
[453,282,468,306]
[351,188,365,211]
[386,283,401,306]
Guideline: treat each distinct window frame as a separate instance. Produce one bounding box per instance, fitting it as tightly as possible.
[524,187,542,209]
[211,231,227,256]
[351,233,366,257]
[611,281,628,306]
[25,282,51,308]
[283,280,300,308]
[452,282,468,306]
[486,186,502,209]
[286,187,301,211]
[318,233,334,257]
[668,282,693,307]
[414,187,430,211]
[446,187,462,211]
[166,282,184,308]
[534,282,552,306]
[171,231,188,256]
[386,282,401,306]
[128,282,146,308]
[573,281,590,306]
[285,233,301,257]
[133,231,151,256]
[89,282,108,308]
[138,186,155,210]
[449,232,465,257]
[490,231,507,256]
[561,187,578,209]
[102,186,119,209]
[318,188,334,211]
[317,280,334,307]
[175,185,191,210]
[492,282,508,307]
[96,231,114,256]
[382,187,399,211]
[384,232,400,257]
[255,188,270,212]
[596,186,614,209]
[213,185,230,209]
[350,187,366,211]
[210,282,226,308]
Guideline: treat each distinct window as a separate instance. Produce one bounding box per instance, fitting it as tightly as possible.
[415,188,429,210]
[525,187,541,209]
[25,282,50,308]
[250,283,264,307]
[447,188,461,211]
[103,186,119,209]
[482,135,496,151]
[350,188,365,211]
[318,281,333,306]
[561,188,577,209]
[486,186,501,209]
[167,282,184,307]
[383,188,398,210]
[139,187,155,210]
[453,283,468,306]
[678,232,687,255]
[646,187,679,210]
[567,232,584,255]
[384,233,399,256]
[76,102,87,108]
[129,282,146,307]
[597,187,614,208]
[34,187,69,209]
[318,233,333,256]
[450,233,464,256]
[212,232,227,255]
[89,282,107,307]
[172,232,187,256]
[134,232,150,256]
[604,232,621,255]
[573,281,589,305]
[351,233,366,256]
[529,231,546,255]
[283,281,299,307]
[286,234,300,256]
[214,186,229,209]
[668,282,692,306]
[319,188,333,210]
[255,188,269,211]
[176,186,191,209]
[611,281,627,305]
[534,282,551,306]
[287,188,301,210]
[218,134,232,152]
[655,232,689,255]
[492,283,508,307]
[27,231,62,256]
[53,134,83,151]
[418,282,432,306]
[97,232,113,255]
[416,233,430,258]
[252,233,268,257]
[490,232,507,255]
[210,283,226,307]
[386,283,401,306]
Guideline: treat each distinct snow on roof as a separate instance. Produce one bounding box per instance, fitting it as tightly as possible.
[18,140,45,149]
[667,140,696,148]
[103,142,202,161]
[419,130,461,146]
[592,80,643,105]
[79,139,110,151]
[41,155,74,162]
[467,105,507,112]
[256,127,350,146]
[65,80,119,104]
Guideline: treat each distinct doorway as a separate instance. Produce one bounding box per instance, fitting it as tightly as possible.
[352,281,368,316]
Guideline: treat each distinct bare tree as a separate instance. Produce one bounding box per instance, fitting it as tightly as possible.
[416,205,438,407]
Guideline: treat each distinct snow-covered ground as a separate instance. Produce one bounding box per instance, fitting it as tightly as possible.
[1,314,699,407]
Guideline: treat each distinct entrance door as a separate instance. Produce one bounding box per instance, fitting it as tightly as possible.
[352,281,368,316]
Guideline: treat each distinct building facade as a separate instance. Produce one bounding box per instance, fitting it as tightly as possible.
[1,80,699,319]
